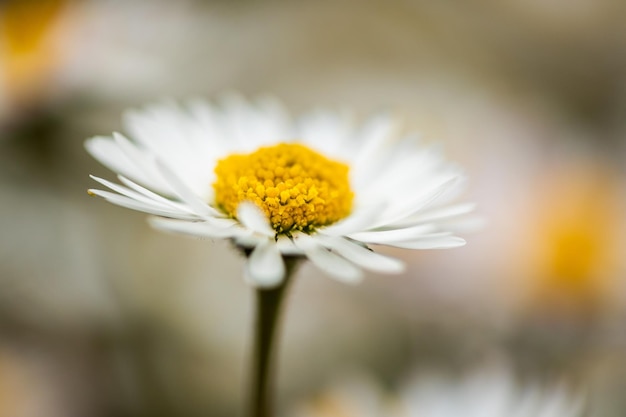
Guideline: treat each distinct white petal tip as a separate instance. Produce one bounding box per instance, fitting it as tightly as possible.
[246,241,286,287]
[245,271,285,289]
[386,260,407,274]
[441,237,466,249]
[237,202,274,237]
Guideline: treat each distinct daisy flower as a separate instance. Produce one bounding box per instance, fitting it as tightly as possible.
[85,94,474,287]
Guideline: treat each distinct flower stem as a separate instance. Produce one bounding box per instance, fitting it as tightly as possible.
[249,257,299,417]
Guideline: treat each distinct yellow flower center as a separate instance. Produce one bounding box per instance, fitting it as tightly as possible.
[213,143,353,234]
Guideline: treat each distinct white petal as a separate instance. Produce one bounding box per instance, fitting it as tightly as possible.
[385,234,467,249]
[88,189,199,220]
[117,175,195,212]
[320,203,385,236]
[113,131,193,196]
[156,160,222,217]
[392,203,477,227]
[297,108,355,157]
[216,92,270,152]
[276,236,305,256]
[90,175,192,215]
[318,236,405,274]
[85,136,167,194]
[294,234,363,283]
[237,202,274,237]
[371,176,463,228]
[91,175,160,206]
[245,240,285,288]
[350,113,396,169]
[234,234,267,248]
[123,103,211,186]
[149,217,243,239]
[187,99,231,157]
[307,246,364,284]
[439,217,486,234]
[348,224,438,244]
[255,95,292,140]
[351,133,422,193]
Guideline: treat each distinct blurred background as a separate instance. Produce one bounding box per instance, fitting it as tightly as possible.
[1,0,626,416]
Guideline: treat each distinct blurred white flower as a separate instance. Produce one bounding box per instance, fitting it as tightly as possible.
[290,363,585,417]
[57,0,196,100]
[86,95,475,287]
[400,365,584,417]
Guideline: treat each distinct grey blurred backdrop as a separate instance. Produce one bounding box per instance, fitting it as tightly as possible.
[1,0,626,416]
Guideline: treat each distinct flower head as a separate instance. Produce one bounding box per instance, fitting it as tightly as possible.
[213,142,354,234]
[86,94,474,287]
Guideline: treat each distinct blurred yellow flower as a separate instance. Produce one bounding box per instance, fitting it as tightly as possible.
[0,0,67,108]
[526,161,624,318]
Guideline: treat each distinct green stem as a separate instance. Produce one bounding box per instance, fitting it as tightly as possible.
[249,257,299,417]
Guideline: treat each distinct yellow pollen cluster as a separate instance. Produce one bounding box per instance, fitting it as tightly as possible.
[213,143,353,234]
